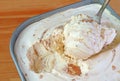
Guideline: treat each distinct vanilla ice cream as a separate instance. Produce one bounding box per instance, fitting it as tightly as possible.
[64,14,116,59]
[26,13,116,79]
[14,4,120,81]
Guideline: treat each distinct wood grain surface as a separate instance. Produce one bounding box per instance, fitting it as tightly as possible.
[0,0,120,81]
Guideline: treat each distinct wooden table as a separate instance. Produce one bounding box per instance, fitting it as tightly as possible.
[0,0,120,81]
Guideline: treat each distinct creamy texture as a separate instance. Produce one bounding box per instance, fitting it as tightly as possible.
[26,13,116,81]
[64,14,116,59]
[14,4,120,81]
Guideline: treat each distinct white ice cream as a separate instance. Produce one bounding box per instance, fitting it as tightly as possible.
[64,14,116,59]
[14,4,120,81]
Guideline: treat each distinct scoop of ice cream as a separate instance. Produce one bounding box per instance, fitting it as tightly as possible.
[64,14,116,59]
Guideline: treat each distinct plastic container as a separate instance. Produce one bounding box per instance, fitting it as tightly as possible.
[10,0,120,81]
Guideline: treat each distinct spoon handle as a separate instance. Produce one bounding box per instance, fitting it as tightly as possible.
[97,0,111,24]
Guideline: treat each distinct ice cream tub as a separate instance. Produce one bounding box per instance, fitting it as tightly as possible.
[10,0,120,81]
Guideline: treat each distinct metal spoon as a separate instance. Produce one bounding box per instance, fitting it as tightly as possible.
[94,0,111,24]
